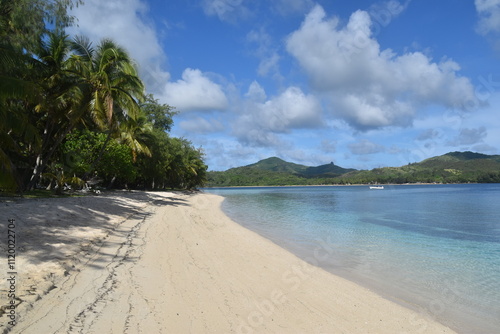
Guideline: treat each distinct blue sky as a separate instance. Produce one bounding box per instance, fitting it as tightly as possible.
[69,0,500,171]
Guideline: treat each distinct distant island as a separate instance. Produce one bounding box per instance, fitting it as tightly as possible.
[206,151,500,187]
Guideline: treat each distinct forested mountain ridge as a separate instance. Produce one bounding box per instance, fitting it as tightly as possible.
[239,157,355,176]
[206,152,500,186]
[243,157,308,173]
[206,157,357,186]
[417,152,500,170]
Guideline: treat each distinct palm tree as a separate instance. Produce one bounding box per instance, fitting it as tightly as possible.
[0,1,40,191]
[69,36,146,179]
[0,42,26,190]
[163,138,207,189]
[25,32,86,190]
[118,111,153,162]
[70,37,145,130]
[25,35,146,189]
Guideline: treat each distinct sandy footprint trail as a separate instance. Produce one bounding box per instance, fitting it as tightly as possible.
[2,192,455,333]
[0,192,164,333]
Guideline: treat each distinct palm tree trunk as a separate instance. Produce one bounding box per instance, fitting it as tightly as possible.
[108,175,116,189]
[26,123,73,191]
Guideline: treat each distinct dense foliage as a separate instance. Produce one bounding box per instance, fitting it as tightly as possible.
[1,0,207,193]
[207,153,500,187]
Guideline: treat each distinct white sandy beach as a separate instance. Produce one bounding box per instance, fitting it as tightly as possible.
[1,191,456,333]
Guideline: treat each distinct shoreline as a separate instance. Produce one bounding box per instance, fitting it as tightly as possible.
[203,182,485,189]
[211,185,500,334]
[1,191,456,333]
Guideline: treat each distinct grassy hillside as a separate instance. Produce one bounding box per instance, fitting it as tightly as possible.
[206,151,500,187]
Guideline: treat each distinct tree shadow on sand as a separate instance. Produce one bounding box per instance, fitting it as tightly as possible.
[0,191,195,290]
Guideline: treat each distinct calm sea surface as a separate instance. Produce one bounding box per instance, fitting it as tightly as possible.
[204,184,500,334]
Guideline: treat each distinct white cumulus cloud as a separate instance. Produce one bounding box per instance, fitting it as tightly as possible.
[234,83,323,146]
[247,28,282,78]
[162,68,228,112]
[475,0,500,34]
[286,5,477,131]
[245,80,267,101]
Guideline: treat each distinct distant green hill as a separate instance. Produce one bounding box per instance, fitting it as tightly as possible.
[418,152,500,171]
[337,151,500,185]
[303,163,356,177]
[245,157,308,174]
[206,151,500,187]
[244,157,355,176]
[207,157,355,186]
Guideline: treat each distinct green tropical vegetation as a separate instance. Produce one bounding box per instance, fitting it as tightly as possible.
[1,0,207,194]
[207,152,500,187]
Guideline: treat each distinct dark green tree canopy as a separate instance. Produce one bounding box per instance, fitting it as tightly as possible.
[140,94,177,132]
[0,0,207,193]
[1,0,82,51]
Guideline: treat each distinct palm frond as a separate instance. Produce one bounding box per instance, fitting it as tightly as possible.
[70,35,94,61]
[0,75,36,99]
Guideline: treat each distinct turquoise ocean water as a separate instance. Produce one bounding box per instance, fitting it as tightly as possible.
[204,184,500,334]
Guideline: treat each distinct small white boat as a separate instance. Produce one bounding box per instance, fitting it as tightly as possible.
[369,186,384,189]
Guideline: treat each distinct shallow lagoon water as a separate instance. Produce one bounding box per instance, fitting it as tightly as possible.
[205,184,500,334]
